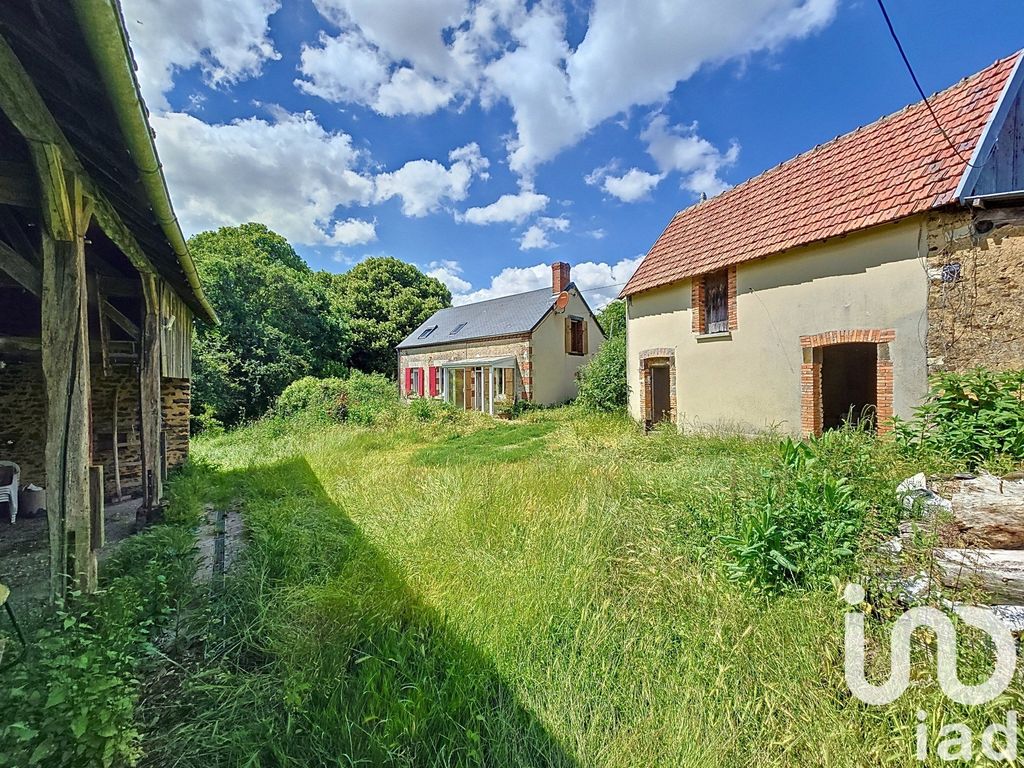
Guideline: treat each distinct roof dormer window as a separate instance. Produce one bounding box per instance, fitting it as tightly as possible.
[418,325,438,339]
[450,322,468,335]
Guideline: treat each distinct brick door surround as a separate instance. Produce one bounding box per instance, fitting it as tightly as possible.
[638,347,676,428]
[799,329,895,437]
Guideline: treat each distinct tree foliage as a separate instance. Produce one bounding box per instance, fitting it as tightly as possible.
[190,223,350,428]
[327,256,451,375]
[597,299,626,339]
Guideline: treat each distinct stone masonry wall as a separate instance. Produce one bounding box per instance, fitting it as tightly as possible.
[399,335,533,401]
[162,378,190,472]
[0,362,46,485]
[0,362,191,499]
[926,210,1024,374]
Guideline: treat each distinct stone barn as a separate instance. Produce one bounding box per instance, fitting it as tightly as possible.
[0,0,217,598]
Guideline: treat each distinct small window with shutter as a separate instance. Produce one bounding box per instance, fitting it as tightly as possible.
[703,270,728,334]
[565,316,587,355]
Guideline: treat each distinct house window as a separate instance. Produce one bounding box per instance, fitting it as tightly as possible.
[409,367,422,396]
[494,369,506,397]
[566,316,586,355]
[703,270,728,334]
[432,367,445,398]
[450,322,467,335]
[418,325,437,339]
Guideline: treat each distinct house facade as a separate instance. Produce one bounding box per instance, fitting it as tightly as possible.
[398,263,604,413]
[623,52,1024,437]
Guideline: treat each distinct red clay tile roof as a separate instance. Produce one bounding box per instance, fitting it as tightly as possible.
[622,52,1022,297]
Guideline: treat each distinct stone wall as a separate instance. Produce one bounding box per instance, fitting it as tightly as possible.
[926,209,1024,374]
[399,335,532,402]
[0,361,46,485]
[0,361,191,499]
[162,377,190,471]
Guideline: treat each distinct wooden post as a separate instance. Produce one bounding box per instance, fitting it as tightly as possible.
[112,379,122,501]
[89,465,104,551]
[139,273,162,515]
[37,151,95,597]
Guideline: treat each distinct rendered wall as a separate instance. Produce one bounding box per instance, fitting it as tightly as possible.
[626,218,931,434]
[530,286,604,405]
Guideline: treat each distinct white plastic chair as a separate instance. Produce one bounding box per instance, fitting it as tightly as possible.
[0,462,19,524]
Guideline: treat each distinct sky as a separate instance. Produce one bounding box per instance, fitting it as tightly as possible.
[119,0,1024,308]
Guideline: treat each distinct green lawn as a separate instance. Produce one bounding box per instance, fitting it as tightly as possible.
[142,410,1019,767]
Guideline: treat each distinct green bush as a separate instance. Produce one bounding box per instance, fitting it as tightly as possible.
[275,376,348,421]
[720,435,869,594]
[894,368,1024,467]
[0,526,197,767]
[576,334,627,412]
[346,371,399,426]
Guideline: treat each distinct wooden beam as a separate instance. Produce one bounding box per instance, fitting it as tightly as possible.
[101,298,139,341]
[139,273,162,515]
[0,335,40,354]
[0,239,41,296]
[0,32,155,277]
[0,205,40,264]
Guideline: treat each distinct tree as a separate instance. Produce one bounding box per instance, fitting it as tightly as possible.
[597,299,626,339]
[189,223,350,428]
[577,300,628,411]
[328,256,451,375]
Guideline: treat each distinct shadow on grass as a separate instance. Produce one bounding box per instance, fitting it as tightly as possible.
[144,455,575,768]
[411,422,555,467]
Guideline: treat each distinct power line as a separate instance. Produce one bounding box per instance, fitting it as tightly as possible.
[578,281,627,293]
[874,0,973,167]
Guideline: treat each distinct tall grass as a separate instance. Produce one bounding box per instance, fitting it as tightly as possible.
[140,409,1021,767]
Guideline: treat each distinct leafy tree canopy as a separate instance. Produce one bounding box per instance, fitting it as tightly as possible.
[190,223,350,427]
[327,256,451,375]
[597,300,626,339]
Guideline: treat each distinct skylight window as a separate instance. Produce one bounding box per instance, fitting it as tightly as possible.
[450,322,468,335]
[418,325,437,339]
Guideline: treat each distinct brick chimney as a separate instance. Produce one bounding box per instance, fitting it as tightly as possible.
[552,262,570,294]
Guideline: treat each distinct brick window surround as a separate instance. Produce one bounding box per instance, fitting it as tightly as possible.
[799,329,895,438]
[638,347,676,428]
[691,266,737,334]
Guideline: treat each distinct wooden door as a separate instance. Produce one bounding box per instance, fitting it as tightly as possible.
[650,365,671,424]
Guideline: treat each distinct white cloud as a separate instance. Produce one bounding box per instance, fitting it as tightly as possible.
[641,114,740,196]
[120,0,281,110]
[587,228,606,240]
[296,31,390,105]
[374,143,489,217]
[426,259,473,293]
[151,110,375,245]
[461,190,549,225]
[587,164,665,202]
[451,255,642,308]
[520,215,569,250]
[328,218,377,246]
[297,0,835,175]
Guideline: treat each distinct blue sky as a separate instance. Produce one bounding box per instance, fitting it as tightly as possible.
[121,0,1024,307]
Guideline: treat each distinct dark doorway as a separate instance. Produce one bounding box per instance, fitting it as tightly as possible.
[821,343,877,431]
[650,365,671,425]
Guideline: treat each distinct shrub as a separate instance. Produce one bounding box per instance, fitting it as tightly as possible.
[346,371,399,426]
[0,526,198,767]
[720,435,869,594]
[894,368,1024,467]
[576,334,627,412]
[275,376,348,421]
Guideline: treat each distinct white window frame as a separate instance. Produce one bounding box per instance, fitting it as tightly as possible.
[409,367,422,396]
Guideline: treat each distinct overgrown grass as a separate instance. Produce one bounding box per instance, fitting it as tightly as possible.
[138,409,1021,767]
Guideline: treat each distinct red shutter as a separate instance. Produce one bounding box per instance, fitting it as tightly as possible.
[418,368,425,396]
[404,366,412,395]
[428,366,437,396]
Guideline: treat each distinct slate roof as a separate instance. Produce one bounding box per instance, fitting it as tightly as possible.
[622,51,1022,297]
[398,286,560,349]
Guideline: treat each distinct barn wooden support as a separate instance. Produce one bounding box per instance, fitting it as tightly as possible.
[38,163,96,595]
[139,273,162,514]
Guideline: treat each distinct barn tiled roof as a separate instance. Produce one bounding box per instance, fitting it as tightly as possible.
[622,52,1021,297]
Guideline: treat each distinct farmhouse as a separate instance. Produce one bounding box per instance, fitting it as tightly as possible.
[398,263,604,412]
[623,51,1024,436]
[0,1,216,597]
